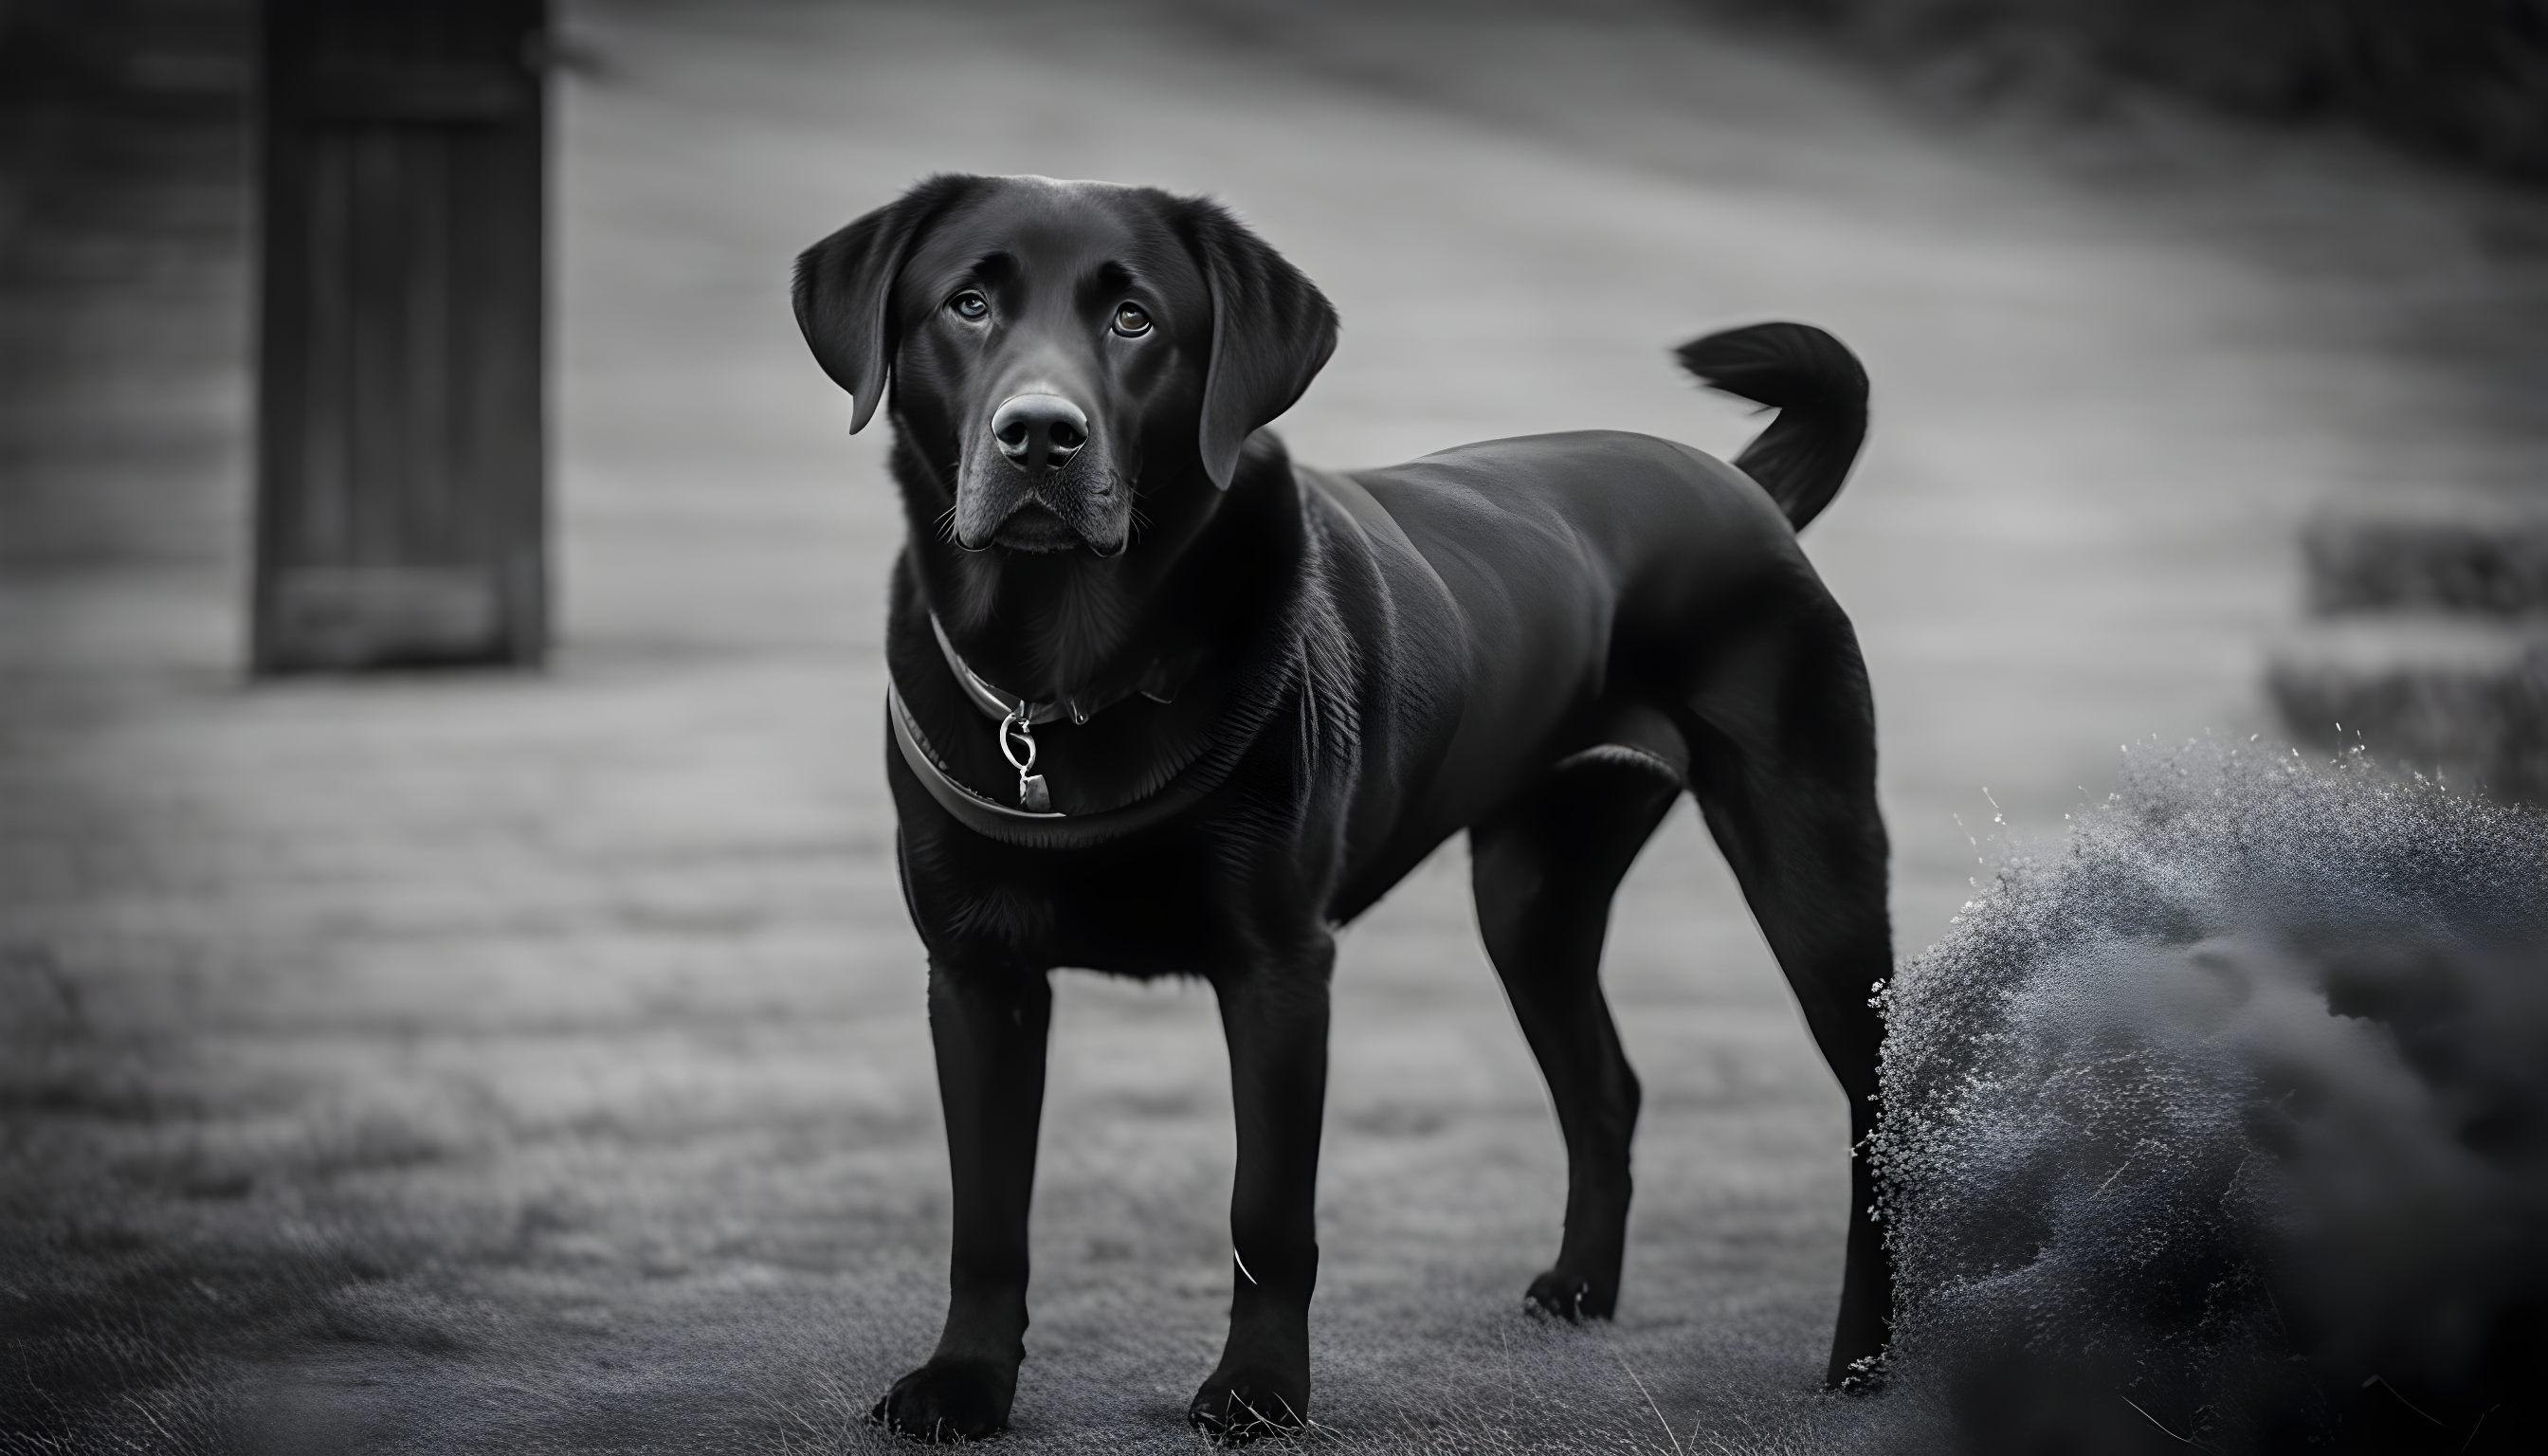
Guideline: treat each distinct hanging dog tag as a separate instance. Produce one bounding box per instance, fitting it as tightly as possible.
[1000,709,1054,812]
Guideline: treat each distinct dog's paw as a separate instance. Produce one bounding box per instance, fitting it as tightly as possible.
[1522,1271,1614,1323]
[868,1356,1015,1443]
[1188,1365,1308,1444]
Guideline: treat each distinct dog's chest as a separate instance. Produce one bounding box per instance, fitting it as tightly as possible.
[898,803,1326,974]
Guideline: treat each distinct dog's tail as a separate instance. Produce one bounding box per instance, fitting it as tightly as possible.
[1674,321,1869,533]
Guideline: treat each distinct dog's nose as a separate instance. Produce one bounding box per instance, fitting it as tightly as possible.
[991,393,1088,473]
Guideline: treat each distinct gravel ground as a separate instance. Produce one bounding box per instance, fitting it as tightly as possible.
[6,1,2547,1450]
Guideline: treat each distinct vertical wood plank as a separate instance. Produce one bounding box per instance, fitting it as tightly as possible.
[300,129,350,561]
[347,122,399,565]
[252,0,547,672]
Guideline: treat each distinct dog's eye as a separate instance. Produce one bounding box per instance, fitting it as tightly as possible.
[948,291,989,321]
[1111,303,1152,337]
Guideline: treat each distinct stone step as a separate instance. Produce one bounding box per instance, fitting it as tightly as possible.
[2303,514,2548,618]
[2267,614,2548,799]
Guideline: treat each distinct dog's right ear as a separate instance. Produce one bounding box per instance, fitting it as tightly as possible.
[792,174,980,434]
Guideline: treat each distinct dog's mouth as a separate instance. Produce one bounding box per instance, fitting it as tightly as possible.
[991,500,1083,554]
[953,410,1131,555]
[958,453,1131,555]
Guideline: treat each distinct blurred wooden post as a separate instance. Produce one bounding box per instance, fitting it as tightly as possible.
[252,0,548,672]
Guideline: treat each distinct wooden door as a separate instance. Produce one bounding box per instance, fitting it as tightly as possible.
[253,0,547,671]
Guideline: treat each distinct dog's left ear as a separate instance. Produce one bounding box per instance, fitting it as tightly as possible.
[792,174,982,434]
[1174,200,1338,489]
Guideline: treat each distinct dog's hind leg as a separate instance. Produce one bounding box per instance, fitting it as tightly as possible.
[872,960,1052,1441]
[1470,722,1685,1322]
[1678,592,1895,1388]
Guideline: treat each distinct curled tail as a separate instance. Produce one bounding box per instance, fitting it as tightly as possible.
[1674,321,1869,533]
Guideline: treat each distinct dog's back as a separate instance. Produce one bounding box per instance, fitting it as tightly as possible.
[1325,320,1873,891]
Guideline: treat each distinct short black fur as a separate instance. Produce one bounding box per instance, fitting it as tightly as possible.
[792,174,1895,1442]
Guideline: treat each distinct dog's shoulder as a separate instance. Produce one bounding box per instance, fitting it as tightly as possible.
[1261,451,1469,844]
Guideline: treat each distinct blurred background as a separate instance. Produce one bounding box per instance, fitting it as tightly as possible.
[4,1,2546,1450]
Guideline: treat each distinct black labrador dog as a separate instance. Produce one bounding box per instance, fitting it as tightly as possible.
[792,173,1893,1441]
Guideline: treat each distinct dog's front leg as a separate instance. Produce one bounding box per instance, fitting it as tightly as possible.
[1191,942,1333,1439]
[873,960,1051,1442]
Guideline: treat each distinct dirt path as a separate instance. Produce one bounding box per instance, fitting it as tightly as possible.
[6,1,2546,1450]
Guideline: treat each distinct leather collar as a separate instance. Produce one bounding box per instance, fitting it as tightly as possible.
[886,679,1234,847]
[886,470,1421,848]
[890,613,1221,845]
[928,612,1191,728]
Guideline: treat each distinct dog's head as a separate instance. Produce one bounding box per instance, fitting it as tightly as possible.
[793,174,1338,555]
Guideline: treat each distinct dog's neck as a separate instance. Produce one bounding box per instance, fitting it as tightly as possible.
[891,429,1302,711]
